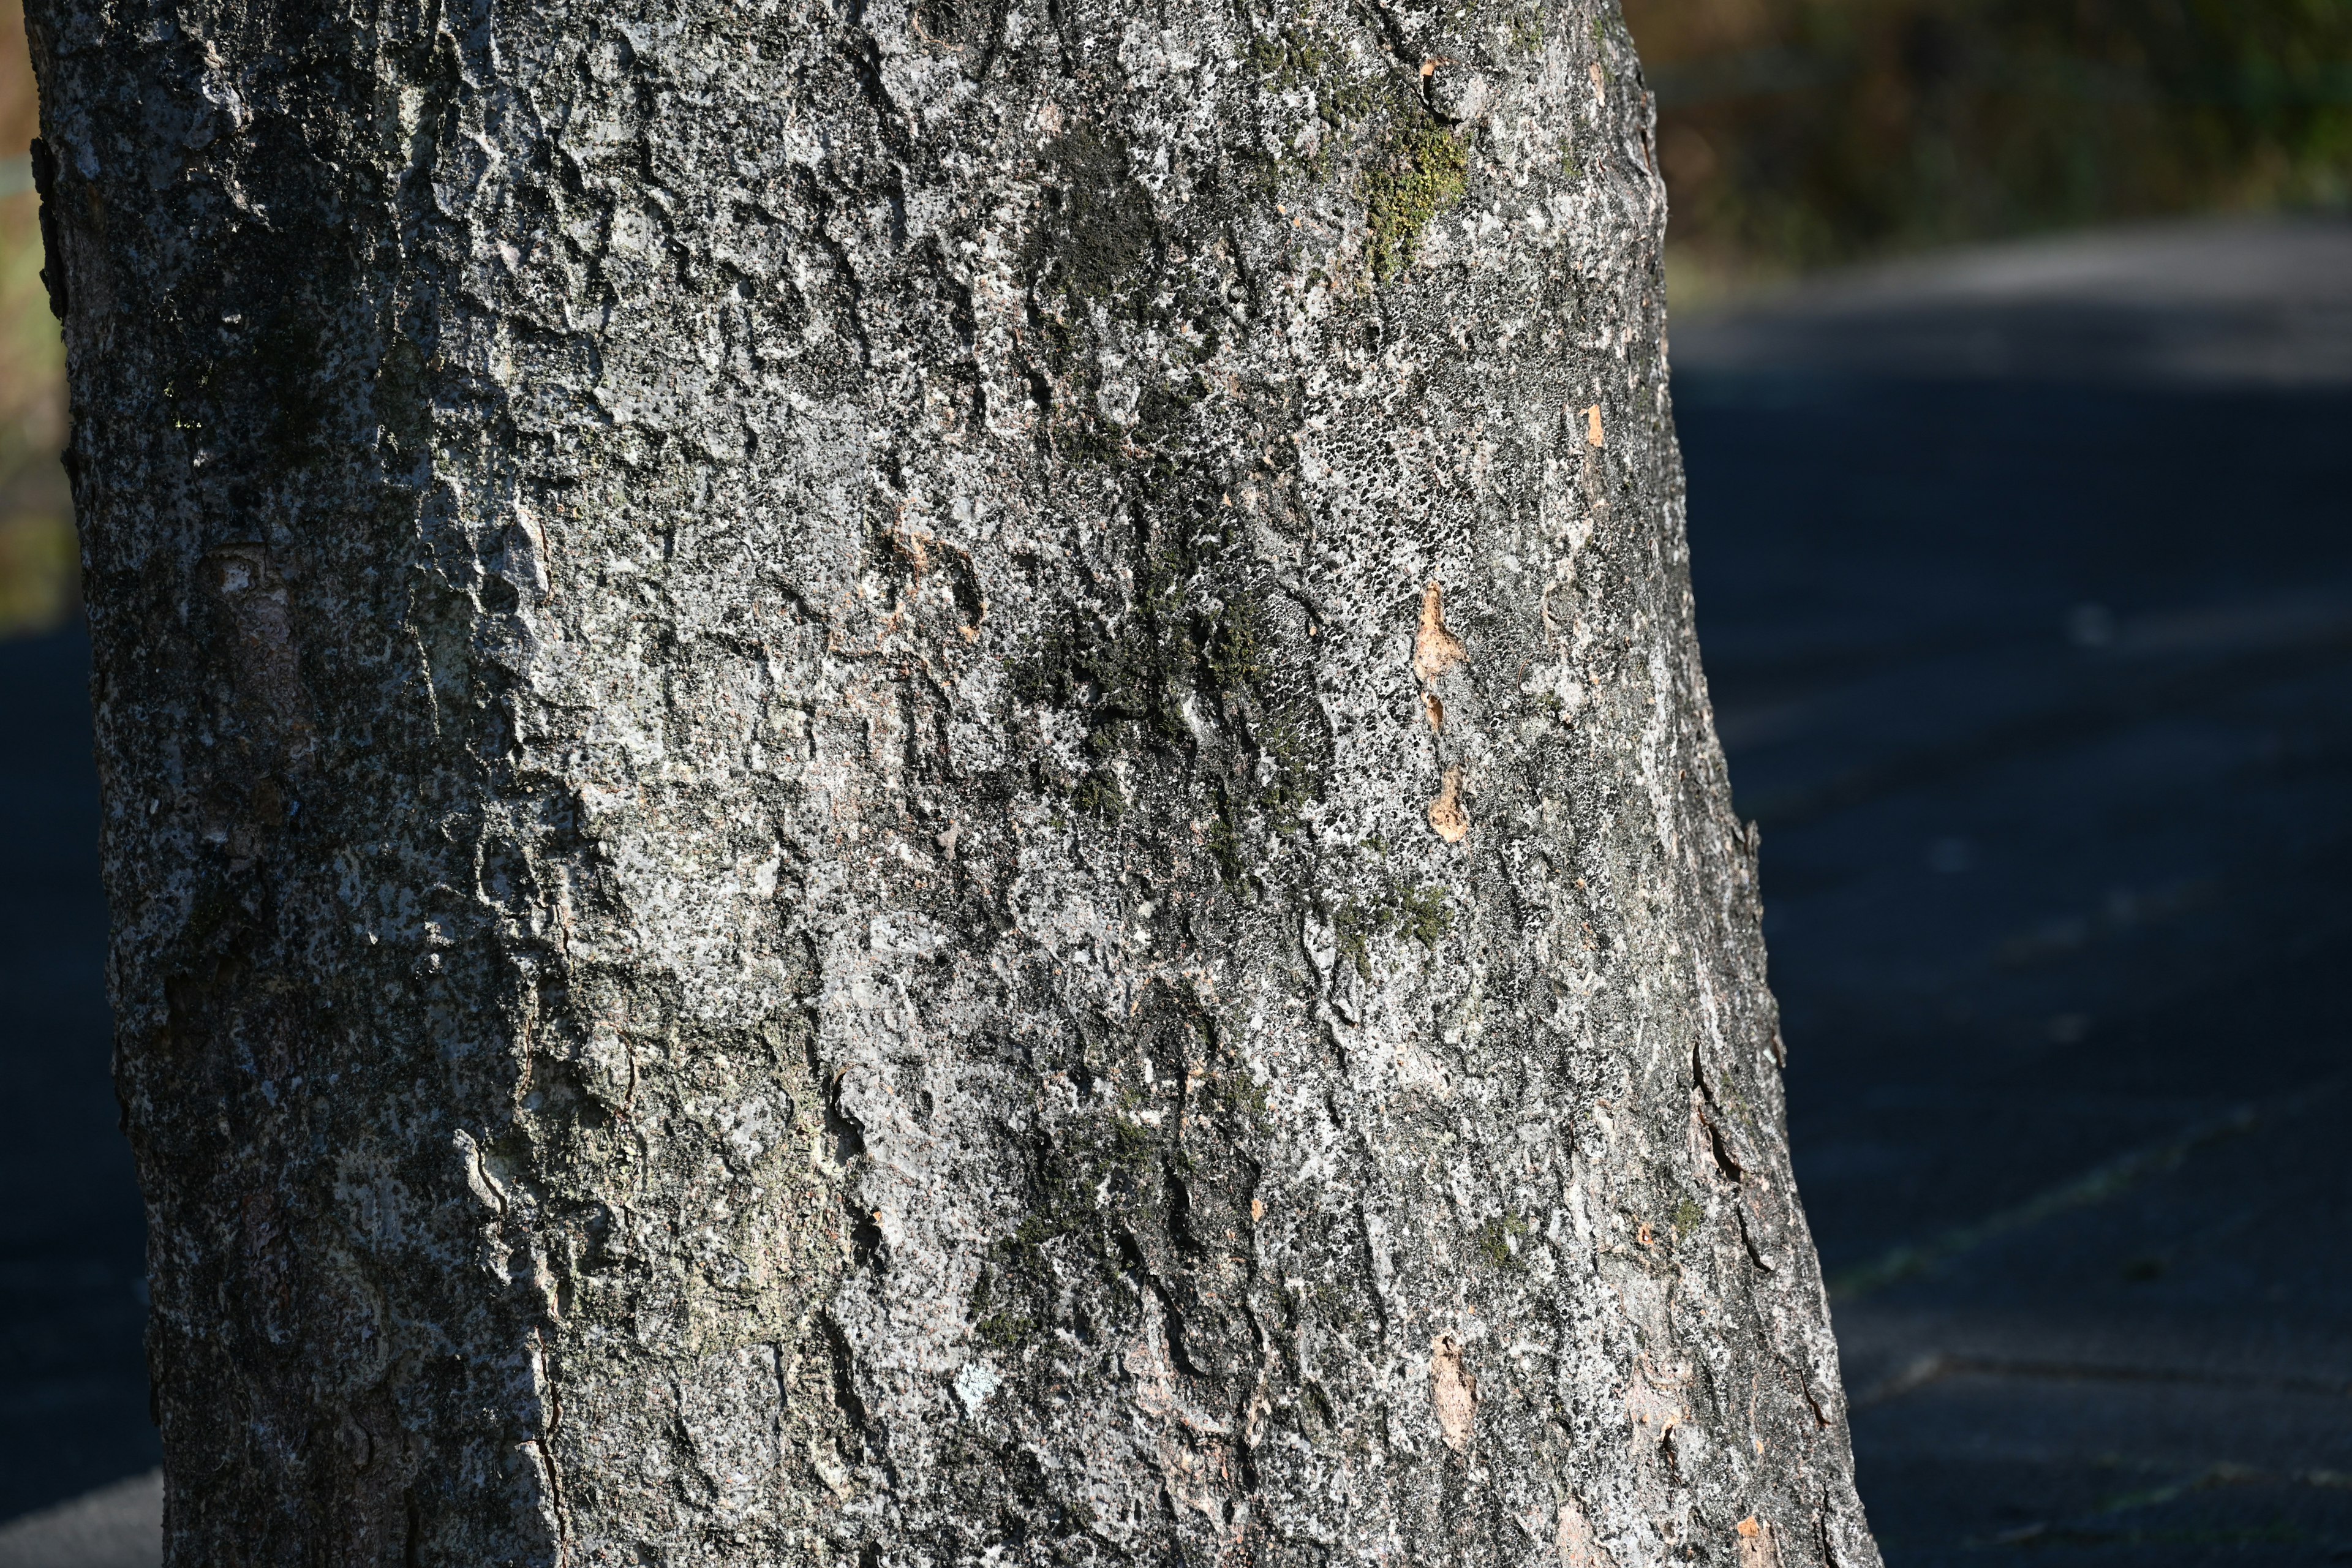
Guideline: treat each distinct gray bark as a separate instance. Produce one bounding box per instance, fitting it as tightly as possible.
[31,0,1878,1562]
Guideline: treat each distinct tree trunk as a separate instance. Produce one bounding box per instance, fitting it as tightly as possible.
[32,0,1878,1561]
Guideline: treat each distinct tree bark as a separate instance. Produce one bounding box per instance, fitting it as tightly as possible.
[32,0,1878,1562]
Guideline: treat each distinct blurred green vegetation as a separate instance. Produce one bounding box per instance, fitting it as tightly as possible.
[0,1,68,641]
[1624,0,2352,301]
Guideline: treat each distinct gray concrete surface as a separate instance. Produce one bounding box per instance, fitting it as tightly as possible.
[0,1473,157,1568]
[1674,214,2352,386]
[3,214,2346,1562]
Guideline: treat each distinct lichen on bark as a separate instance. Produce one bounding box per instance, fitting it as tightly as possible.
[31,0,1880,1562]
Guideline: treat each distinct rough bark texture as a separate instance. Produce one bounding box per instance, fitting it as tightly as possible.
[32,0,1880,1562]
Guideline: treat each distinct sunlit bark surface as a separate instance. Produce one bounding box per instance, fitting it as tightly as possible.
[32,0,1877,1561]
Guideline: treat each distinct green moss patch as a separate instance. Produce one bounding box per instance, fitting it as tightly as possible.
[1366,124,1471,281]
[1476,1210,1532,1269]
[1333,876,1455,977]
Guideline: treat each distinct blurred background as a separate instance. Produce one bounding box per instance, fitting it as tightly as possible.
[1,2,2348,1562]
[1627,0,2352,303]
[1628,4,2352,1564]
[0,5,67,643]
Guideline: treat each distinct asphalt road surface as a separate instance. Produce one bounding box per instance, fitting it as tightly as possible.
[3,216,2348,1566]
[1674,216,2352,1566]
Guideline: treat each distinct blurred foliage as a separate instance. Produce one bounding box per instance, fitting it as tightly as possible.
[0,1,67,640]
[1624,0,2352,295]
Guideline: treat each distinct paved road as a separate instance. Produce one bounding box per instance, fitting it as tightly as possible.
[4,216,2348,1564]
[0,627,154,1550]
[1676,216,2352,1565]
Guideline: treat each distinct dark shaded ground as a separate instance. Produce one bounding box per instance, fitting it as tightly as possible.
[2,217,2348,1561]
[0,627,156,1526]
[1675,217,2352,1565]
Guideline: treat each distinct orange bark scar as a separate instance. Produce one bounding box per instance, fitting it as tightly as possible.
[1430,1335,1476,1452]
[1736,1516,1781,1568]
[1412,581,1467,682]
[1559,1502,1616,1568]
[1428,767,1469,843]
